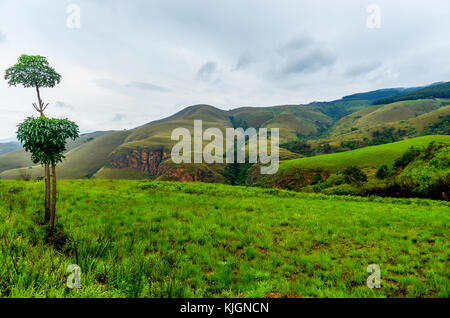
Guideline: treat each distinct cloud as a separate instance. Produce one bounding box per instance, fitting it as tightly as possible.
[112,113,126,122]
[93,79,123,92]
[281,49,336,75]
[0,31,5,43]
[234,52,252,71]
[1,0,450,139]
[345,62,382,77]
[55,101,74,110]
[197,61,217,81]
[126,81,169,92]
[93,79,169,95]
[272,36,337,77]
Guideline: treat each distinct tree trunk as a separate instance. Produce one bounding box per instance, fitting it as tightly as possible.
[35,85,50,224]
[45,164,51,223]
[50,165,57,230]
[36,86,44,116]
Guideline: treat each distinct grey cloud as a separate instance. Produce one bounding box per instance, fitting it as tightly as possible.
[55,101,74,110]
[1,0,450,139]
[345,62,382,77]
[272,36,337,77]
[94,79,168,94]
[126,81,169,92]
[281,49,336,75]
[281,36,314,52]
[234,52,252,71]
[93,79,123,92]
[112,113,126,122]
[197,61,217,81]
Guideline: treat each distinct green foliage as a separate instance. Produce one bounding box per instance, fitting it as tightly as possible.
[369,128,407,146]
[16,117,79,166]
[373,82,450,105]
[280,139,313,156]
[340,140,360,150]
[366,142,450,200]
[222,162,252,185]
[229,116,249,130]
[375,165,390,180]
[4,55,61,88]
[422,115,450,135]
[393,147,420,169]
[341,166,368,185]
[0,179,448,297]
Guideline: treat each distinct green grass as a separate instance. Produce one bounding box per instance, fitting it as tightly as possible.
[279,135,450,173]
[0,179,448,298]
[325,99,450,141]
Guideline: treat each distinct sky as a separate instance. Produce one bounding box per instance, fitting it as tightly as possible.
[0,0,449,140]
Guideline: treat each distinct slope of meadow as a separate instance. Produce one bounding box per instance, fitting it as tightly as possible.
[0,180,448,297]
[0,130,130,179]
[326,99,450,141]
[279,135,450,172]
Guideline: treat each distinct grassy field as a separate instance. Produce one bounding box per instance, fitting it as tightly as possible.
[320,99,450,145]
[278,135,450,173]
[0,179,448,298]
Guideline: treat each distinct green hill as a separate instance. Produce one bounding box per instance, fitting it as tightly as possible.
[373,82,450,105]
[327,99,450,140]
[278,135,449,172]
[248,135,450,200]
[0,142,21,155]
[0,130,126,179]
[1,82,449,182]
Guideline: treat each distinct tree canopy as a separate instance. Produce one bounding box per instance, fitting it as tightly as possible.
[4,54,61,89]
[17,117,79,166]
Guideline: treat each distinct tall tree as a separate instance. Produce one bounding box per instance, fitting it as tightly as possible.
[17,117,79,230]
[4,55,61,222]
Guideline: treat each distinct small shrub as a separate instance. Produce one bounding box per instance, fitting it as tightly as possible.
[341,166,368,185]
[375,165,391,180]
[394,147,420,169]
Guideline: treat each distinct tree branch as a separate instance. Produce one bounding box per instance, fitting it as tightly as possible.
[32,103,40,113]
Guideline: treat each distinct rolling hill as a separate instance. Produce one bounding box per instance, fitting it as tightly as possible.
[0,82,448,183]
[0,103,334,180]
[0,142,21,155]
[325,99,450,141]
[373,81,450,105]
[247,135,450,199]
[276,135,449,172]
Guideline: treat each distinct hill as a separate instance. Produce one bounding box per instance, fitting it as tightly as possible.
[0,142,21,155]
[273,136,449,173]
[373,82,450,105]
[0,104,332,180]
[325,99,450,141]
[1,82,448,183]
[248,135,450,200]
[0,131,121,178]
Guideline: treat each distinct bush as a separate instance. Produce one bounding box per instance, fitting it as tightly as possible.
[394,147,420,169]
[322,184,358,196]
[375,165,391,179]
[341,166,368,185]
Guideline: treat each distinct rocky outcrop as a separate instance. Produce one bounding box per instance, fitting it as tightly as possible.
[157,162,227,183]
[108,149,169,176]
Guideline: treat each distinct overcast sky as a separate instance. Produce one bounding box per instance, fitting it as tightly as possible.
[1,0,449,139]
